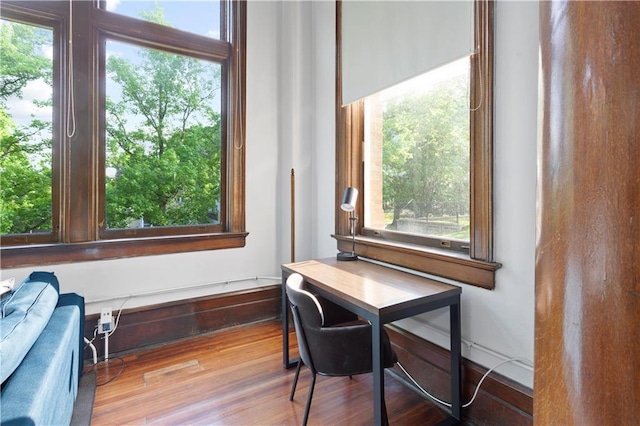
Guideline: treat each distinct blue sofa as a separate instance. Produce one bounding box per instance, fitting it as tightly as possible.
[0,271,84,425]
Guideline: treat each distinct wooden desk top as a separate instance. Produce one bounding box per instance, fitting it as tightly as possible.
[282,258,460,318]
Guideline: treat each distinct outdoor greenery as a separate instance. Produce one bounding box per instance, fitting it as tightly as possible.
[105,6,222,229]
[380,70,470,240]
[1,7,223,236]
[0,20,53,234]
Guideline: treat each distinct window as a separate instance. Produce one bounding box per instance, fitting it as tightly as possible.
[102,40,223,236]
[0,1,246,268]
[0,15,58,245]
[363,57,471,247]
[336,0,499,289]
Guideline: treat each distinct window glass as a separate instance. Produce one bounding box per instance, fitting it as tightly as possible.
[105,39,222,229]
[102,0,221,39]
[0,20,54,235]
[363,57,470,242]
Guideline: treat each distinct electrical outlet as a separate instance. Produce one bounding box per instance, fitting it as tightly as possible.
[98,307,113,334]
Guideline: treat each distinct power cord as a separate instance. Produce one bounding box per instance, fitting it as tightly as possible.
[100,296,131,360]
[105,296,131,338]
[397,357,531,408]
[93,356,126,387]
[82,299,130,378]
[84,337,98,365]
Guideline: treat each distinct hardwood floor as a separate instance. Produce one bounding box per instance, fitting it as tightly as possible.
[89,320,448,425]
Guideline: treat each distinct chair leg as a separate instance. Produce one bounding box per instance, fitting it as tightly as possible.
[290,360,302,401]
[302,373,316,426]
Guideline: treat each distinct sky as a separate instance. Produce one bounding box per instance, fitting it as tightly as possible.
[2,21,53,127]
[106,0,221,39]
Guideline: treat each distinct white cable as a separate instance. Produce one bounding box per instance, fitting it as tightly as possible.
[66,0,76,138]
[98,276,282,354]
[105,295,132,338]
[104,330,109,361]
[88,276,281,305]
[398,357,531,409]
[398,362,453,408]
[399,316,533,375]
[84,337,98,365]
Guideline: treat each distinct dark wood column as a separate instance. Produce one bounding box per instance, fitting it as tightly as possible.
[536,2,640,424]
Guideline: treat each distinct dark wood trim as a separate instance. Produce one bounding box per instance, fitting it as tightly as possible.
[335,235,500,289]
[470,0,495,262]
[386,325,533,425]
[0,232,248,269]
[66,0,96,244]
[84,284,280,360]
[93,8,232,62]
[0,4,65,246]
[0,1,67,16]
[227,0,246,233]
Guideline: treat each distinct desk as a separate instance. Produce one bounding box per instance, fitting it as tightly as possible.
[281,258,462,425]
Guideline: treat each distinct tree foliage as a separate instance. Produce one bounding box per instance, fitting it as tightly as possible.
[0,20,53,234]
[104,6,222,229]
[382,73,470,228]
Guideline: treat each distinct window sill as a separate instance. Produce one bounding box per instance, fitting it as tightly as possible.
[0,232,248,269]
[333,234,500,289]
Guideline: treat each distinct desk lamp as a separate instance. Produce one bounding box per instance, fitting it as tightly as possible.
[337,187,358,261]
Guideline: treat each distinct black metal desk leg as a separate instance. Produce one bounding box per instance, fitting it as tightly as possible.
[372,317,387,426]
[450,296,462,420]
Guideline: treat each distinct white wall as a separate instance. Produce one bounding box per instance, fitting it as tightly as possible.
[274,0,336,264]
[1,0,538,389]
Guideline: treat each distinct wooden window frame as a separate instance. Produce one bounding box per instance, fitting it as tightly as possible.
[334,0,500,289]
[0,0,247,268]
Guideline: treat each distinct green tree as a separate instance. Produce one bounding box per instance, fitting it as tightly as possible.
[382,74,469,229]
[0,21,52,100]
[105,7,222,229]
[0,20,53,234]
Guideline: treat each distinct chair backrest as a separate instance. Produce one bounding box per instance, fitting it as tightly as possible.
[286,273,324,327]
[286,273,325,373]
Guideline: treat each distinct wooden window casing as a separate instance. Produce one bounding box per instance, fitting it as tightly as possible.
[335,0,500,289]
[0,0,247,268]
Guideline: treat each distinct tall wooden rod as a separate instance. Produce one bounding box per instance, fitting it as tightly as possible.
[290,168,295,263]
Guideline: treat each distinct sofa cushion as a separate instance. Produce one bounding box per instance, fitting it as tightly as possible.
[0,272,60,384]
[0,295,82,425]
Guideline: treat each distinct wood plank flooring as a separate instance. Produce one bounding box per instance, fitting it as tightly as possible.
[89,320,448,425]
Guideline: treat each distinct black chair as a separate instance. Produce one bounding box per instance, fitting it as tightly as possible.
[286,273,397,425]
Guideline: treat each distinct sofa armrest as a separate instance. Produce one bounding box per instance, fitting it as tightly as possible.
[57,293,85,385]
